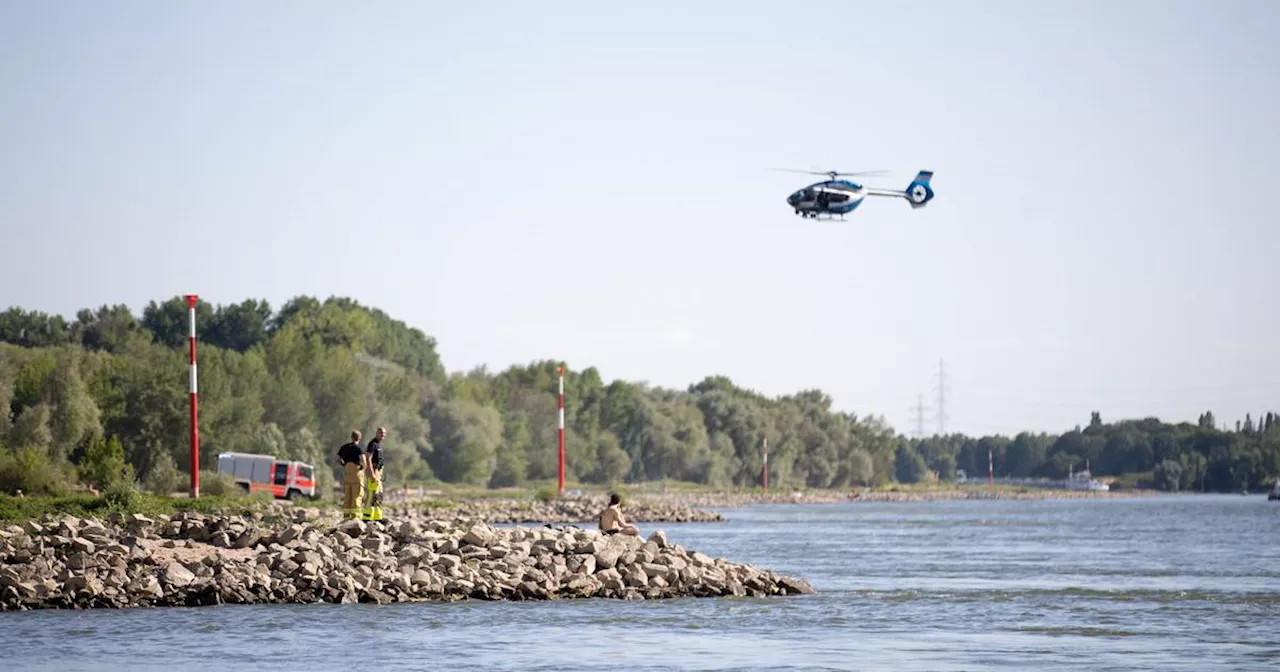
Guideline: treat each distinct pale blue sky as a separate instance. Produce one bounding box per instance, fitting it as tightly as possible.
[2,1,1278,437]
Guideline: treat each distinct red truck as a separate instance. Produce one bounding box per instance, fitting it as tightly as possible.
[216,451,318,500]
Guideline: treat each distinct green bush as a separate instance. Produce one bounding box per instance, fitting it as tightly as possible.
[79,435,134,491]
[101,479,142,512]
[534,485,558,502]
[0,447,76,496]
[144,451,185,495]
[0,493,103,522]
[199,472,241,497]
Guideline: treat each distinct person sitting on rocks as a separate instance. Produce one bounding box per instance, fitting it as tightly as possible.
[598,493,639,536]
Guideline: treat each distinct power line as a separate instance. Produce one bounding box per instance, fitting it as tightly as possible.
[909,393,929,438]
[933,358,950,435]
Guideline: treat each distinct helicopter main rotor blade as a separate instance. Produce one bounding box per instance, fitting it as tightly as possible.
[770,167,891,178]
[769,167,832,176]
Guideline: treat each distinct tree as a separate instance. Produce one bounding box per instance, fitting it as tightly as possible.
[845,448,874,486]
[79,434,133,490]
[142,296,214,349]
[894,445,929,484]
[1153,459,1182,492]
[426,399,502,485]
[206,299,273,352]
[4,294,1279,495]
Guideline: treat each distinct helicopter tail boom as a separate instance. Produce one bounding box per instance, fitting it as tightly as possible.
[865,170,936,208]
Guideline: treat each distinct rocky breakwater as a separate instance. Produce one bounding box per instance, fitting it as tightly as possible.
[0,511,813,610]
[414,496,724,525]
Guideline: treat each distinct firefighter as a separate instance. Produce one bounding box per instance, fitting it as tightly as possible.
[337,430,366,520]
[362,426,386,523]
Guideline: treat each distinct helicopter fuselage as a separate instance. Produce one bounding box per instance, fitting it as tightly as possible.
[786,180,865,218]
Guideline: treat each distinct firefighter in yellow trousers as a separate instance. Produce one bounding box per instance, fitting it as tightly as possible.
[362,426,386,522]
[337,430,366,520]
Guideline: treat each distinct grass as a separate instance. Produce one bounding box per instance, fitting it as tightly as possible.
[0,490,287,525]
[1107,471,1154,490]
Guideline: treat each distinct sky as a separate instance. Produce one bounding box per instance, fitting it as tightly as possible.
[2,1,1278,438]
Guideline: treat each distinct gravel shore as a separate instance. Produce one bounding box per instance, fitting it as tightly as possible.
[405,495,724,524]
[0,504,813,611]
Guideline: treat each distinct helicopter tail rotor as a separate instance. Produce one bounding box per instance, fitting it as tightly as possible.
[904,170,935,208]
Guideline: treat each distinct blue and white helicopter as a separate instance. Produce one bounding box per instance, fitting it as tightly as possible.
[776,168,936,220]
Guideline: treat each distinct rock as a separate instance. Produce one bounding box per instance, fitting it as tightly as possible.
[276,524,303,545]
[232,529,262,549]
[624,567,649,588]
[778,577,816,595]
[337,520,365,537]
[163,561,197,588]
[594,540,628,571]
[461,523,495,548]
[0,506,813,611]
[640,562,668,579]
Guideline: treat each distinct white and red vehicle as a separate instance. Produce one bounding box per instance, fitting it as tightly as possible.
[216,451,317,500]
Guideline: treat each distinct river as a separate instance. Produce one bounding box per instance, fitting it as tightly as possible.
[2,494,1277,670]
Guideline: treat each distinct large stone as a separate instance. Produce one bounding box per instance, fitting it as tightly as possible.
[594,542,626,571]
[337,520,366,537]
[778,577,816,595]
[233,529,262,549]
[461,523,496,548]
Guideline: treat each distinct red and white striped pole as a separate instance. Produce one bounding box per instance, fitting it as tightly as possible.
[556,366,565,497]
[185,294,200,498]
[762,434,768,491]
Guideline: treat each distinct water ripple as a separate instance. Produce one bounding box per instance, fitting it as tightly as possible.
[2,495,1278,670]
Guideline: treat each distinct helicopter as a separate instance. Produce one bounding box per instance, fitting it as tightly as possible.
[775,168,936,219]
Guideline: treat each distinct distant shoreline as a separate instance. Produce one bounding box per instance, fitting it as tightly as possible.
[607,487,1166,509]
[371,485,1169,524]
[0,484,1190,529]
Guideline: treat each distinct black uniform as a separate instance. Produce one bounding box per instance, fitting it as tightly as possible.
[338,441,363,466]
[365,438,384,471]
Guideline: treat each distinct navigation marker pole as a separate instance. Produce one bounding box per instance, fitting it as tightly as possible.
[988,448,994,495]
[185,294,200,499]
[557,366,565,497]
[762,434,769,492]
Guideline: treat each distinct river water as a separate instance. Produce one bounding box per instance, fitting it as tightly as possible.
[2,495,1277,671]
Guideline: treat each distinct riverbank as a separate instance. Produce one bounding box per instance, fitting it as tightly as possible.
[622,485,1163,509]
[408,495,724,524]
[0,504,814,611]
[381,484,1164,517]
[0,483,1164,530]
[371,485,1163,526]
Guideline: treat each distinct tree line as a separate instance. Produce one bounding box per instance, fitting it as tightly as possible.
[1,296,1276,496]
[902,410,1280,492]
